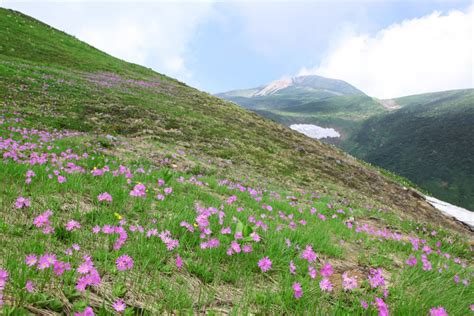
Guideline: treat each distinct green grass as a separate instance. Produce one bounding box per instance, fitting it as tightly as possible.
[0,7,472,315]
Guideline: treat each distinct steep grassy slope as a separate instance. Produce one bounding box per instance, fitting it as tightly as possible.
[0,8,472,315]
[345,89,474,210]
[0,8,451,222]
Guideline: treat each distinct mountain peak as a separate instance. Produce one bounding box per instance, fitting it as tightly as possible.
[218,74,365,99]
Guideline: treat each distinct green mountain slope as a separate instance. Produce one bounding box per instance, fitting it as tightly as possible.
[216,75,365,108]
[0,8,472,315]
[344,89,474,210]
[217,77,385,141]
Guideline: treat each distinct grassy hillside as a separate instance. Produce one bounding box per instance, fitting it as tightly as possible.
[345,89,474,210]
[0,8,472,315]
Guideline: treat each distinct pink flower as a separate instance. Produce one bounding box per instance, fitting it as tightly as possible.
[429,306,448,316]
[176,255,183,271]
[57,175,67,183]
[129,183,146,197]
[33,210,53,228]
[292,282,303,299]
[320,264,333,277]
[75,261,101,292]
[308,266,317,279]
[289,260,296,275]
[25,254,37,267]
[97,192,112,202]
[37,253,56,270]
[65,220,81,231]
[0,269,9,290]
[230,241,241,253]
[368,268,385,288]
[164,187,173,195]
[53,261,71,276]
[375,297,389,316]
[300,245,317,263]
[406,255,417,266]
[226,195,237,205]
[25,280,35,293]
[360,300,368,310]
[342,272,358,291]
[243,244,253,253]
[15,196,31,209]
[421,255,432,271]
[116,255,134,271]
[258,256,272,272]
[453,275,459,283]
[74,306,94,316]
[112,299,126,312]
[250,232,261,242]
[220,226,231,234]
[319,278,333,292]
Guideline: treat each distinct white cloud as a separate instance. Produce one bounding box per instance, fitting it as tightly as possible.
[299,5,474,98]
[1,2,215,82]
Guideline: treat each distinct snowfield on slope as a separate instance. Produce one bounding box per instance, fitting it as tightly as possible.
[290,124,341,139]
[426,196,474,228]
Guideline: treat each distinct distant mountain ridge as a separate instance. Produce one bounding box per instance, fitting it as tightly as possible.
[216,74,384,142]
[216,75,365,108]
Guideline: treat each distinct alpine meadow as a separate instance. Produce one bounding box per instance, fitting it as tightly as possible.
[0,4,473,316]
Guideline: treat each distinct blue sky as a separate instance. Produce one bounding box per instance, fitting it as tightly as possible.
[1,0,473,98]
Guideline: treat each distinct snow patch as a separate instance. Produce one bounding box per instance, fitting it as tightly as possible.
[254,77,293,96]
[290,124,340,139]
[425,196,474,228]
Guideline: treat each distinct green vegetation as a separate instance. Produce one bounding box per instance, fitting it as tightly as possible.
[0,8,472,315]
[344,89,474,210]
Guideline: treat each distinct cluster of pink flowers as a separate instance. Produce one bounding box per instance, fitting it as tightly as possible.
[129,183,146,197]
[65,220,81,231]
[25,169,35,184]
[15,196,31,209]
[293,282,303,299]
[375,297,389,316]
[97,192,112,202]
[76,256,101,291]
[95,225,128,250]
[368,268,386,289]
[342,272,358,291]
[33,210,54,234]
[421,254,433,271]
[158,230,179,250]
[300,245,317,263]
[406,255,417,266]
[319,278,333,292]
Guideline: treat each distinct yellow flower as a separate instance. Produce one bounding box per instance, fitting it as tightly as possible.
[114,212,123,220]
[193,223,198,227]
